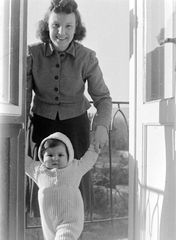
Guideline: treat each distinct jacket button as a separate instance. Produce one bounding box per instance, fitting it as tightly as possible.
[56,64,60,68]
[55,76,59,80]
[55,97,59,101]
[54,87,58,92]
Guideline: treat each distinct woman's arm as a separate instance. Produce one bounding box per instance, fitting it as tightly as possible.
[26,48,34,123]
[86,51,112,151]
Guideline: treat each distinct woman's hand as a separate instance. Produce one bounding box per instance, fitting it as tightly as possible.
[94,125,109,153]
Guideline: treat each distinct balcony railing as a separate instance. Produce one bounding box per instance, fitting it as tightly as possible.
[25,101,129,240]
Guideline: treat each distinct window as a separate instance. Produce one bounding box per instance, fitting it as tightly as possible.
[144,0,174,102]
[0,0,23,115]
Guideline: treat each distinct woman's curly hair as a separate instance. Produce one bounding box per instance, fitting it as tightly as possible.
[36,0,86,42]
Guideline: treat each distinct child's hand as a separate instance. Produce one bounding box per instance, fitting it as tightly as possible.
[90,143,100,154]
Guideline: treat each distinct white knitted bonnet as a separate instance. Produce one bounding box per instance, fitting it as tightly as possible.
[38,132,74,165]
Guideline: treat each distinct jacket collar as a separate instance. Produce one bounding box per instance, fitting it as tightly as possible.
[45,41,76,58]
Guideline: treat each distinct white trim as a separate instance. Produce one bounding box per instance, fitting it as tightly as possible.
[128,0,138,239]
[0,103,22,116]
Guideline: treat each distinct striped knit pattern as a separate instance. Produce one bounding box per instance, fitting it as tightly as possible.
[25,146,98,240]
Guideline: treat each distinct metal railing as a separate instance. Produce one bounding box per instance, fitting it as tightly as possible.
[85,101,129,224]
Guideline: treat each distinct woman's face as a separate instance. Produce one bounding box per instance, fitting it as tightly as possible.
[48,11,76,51]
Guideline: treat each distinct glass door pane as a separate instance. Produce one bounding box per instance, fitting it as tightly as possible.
[0,0,10,103]
[144,0,174,102]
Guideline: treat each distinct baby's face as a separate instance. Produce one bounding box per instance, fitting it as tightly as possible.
[43,144,68,169]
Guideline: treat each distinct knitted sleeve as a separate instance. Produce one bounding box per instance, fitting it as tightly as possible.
[78,145,99,175]
[25,155,40,184]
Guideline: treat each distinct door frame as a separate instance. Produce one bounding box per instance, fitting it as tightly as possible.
[129,0,138,238]
[0,0,28,239]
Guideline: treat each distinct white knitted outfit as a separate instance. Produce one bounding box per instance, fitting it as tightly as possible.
[25,132,98,240]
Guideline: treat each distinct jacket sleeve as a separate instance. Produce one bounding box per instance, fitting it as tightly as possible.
[26,46,33,121]
[86,51,112,130]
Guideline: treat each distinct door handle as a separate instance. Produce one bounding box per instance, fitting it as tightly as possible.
[159,38,176,45]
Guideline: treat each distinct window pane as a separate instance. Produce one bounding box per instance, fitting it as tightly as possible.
[144,0,174,102]
[0,0,20,109]
[0,0,10,103]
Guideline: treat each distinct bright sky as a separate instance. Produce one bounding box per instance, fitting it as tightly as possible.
[27,0,129,102]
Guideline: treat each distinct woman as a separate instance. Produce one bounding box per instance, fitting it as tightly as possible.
[26,0,112,217]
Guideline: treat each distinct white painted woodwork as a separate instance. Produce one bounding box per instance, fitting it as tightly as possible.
[129,0,176,239]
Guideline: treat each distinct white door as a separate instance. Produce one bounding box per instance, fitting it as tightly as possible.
[129,0,176,240]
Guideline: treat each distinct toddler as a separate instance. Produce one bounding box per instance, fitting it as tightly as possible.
[25,132,99,240]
